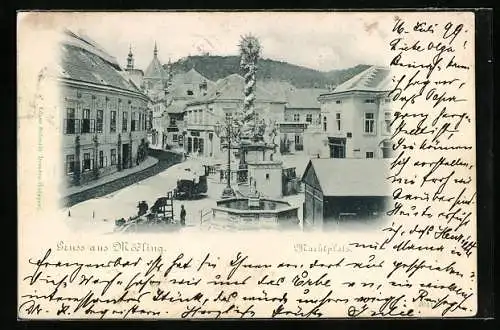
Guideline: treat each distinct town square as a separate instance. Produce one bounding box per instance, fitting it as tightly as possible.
[54,16,393,234]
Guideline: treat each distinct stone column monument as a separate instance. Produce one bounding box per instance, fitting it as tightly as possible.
[236,34,283,199]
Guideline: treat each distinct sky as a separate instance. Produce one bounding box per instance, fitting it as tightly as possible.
[30,12,394,72]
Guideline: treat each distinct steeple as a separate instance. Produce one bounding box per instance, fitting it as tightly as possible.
[144,41,166,80]
[126,44,134,70]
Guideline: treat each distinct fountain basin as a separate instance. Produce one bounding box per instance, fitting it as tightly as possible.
[211,198,299,230]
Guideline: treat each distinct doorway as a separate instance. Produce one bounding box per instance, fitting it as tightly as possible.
[328,137,346,158]
[122,143,129,169]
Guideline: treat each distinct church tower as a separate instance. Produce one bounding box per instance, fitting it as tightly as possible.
[144,41,167,97]
[126,45,134,70]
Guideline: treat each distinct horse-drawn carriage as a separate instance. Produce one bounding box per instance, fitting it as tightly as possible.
[173,163,209,199]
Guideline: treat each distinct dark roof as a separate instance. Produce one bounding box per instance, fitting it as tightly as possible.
[60,43,143,95]
[301,158,390,196]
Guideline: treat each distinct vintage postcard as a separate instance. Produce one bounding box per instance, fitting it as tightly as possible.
[17,11,478,319]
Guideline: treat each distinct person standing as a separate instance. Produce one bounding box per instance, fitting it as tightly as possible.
[180,205,186,226]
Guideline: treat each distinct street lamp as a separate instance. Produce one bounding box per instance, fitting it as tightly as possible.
[214,116,236,198]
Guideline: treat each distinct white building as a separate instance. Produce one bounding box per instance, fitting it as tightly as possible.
[317,66,393,159]
[184,74,287,159]
[59,30,150,188]
[279,88,329,156]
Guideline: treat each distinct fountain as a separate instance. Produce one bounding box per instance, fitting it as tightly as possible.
[209,34,299,230]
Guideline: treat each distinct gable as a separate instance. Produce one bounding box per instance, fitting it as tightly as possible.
[302,162,322,191]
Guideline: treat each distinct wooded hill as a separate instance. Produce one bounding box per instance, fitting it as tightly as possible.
[165,55,371,89]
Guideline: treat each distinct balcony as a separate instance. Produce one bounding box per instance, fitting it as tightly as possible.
[64,119,95,135]
[186,123,213,131]
[278,122,308,133]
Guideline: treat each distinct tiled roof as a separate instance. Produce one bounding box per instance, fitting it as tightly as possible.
[62,29,121,70]
[165,100,188,114]
[302,158,390,196]
[191,74,286,104]
[286,88,329,109]
[60,41,142,94]
[171,68,210,85]
[327,66,391,94]
[144,55,166,79]
[259,80,296,100]
[167,72,216,100]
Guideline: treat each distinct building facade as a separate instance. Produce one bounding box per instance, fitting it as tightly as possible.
[301,158,390,229]
[318,66,393,159]
[184,74,286,160]
[162,68,215,151]
[279,88,328,155]
[60,30,150,188]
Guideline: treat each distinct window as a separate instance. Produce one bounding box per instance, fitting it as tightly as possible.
[364,99,376,104]
[170,117,176,127]
[293,114,300,122]
[66,154,75,174]
[193,137,199,153]
[266,173,270,180]
[122,111,128,132]
[173,134,178,142]
[323,116,327,132]
[83,152,91,171]
[364,113,375,134]
[294,134,303,151]
[81,108,92,133]
[99,150,104,168]
[110,111,117,133]
[336,100,342,104]
[366,151,374,158]
[336,113,341,131]
[65,108,76,134]
[225,112,233,122]
[110,149,117,165]
[306,114,313,123]
[198,138,204,154]
[131,112,138,131]
[187,90,194,96]
[96,110,103,133]
[384,112,392,134]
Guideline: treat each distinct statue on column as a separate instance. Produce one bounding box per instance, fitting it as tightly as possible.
[238,34,263,142]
